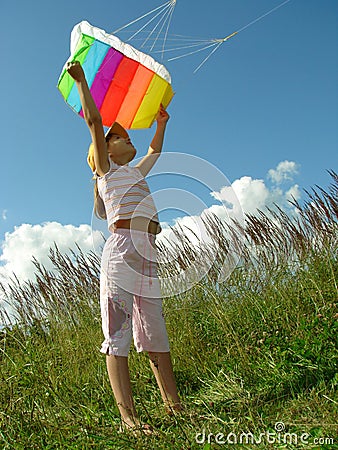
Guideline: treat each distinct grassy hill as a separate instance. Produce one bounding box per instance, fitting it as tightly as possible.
[1,172,337,449]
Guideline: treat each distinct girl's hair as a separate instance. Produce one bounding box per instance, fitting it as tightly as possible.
[94,180,107,219]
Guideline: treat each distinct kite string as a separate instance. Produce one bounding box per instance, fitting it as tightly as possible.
[110,0,292,73]
[193,41,223,73]
[236,0,292,33]
[141,4,172,49]
[151,41,217,55]
[112,0,171,34]
[168,41,219,62]
[192,0,292,72]
[161,1,176,59]
[147,1,175,52]
[127,2,172,41]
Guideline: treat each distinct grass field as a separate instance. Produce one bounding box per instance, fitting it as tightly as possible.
[1,172,337,449]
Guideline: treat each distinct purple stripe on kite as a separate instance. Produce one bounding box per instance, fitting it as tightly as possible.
[88,48,124,112]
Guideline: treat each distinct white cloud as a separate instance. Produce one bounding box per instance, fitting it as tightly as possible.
[0,222,97,283]
[286,184,301,202]
[161,161,301,251]
[268,160,299,185]
[211,161,301,217]
[2,210,7,221]
[211,176,298,216]
[228,177,270,215]
[159,162,301,246]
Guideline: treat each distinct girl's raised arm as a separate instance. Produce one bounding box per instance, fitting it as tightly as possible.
[135,105,169,177]
[67,61,110,176]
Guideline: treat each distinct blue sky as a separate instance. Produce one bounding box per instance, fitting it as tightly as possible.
[0,0,337,281]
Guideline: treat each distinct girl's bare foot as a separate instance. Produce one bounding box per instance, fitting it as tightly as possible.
[165,402,184,416]
[119,420,153,436]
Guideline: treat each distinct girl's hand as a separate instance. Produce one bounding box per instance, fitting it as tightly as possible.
[156,104,170,126]
[66,61,85,82]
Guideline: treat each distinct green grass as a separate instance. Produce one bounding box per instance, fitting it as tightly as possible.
[1,172,337,449]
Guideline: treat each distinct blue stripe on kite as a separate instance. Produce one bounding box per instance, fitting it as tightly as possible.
[67,38,110,112]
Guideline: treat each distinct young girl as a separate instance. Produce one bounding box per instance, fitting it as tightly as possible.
[67,61,182,434]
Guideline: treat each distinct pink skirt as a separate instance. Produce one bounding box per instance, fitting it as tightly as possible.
[99,228,169,357]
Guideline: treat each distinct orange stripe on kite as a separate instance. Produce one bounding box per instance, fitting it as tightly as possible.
[116,64,155,129]
[100,57,139,126]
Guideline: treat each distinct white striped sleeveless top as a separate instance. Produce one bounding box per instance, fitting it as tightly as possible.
[97,160,161,233]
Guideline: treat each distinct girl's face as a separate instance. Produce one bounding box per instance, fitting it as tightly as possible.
[106,133,136,164]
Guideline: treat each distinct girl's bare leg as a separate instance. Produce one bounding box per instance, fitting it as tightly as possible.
[148,351,183,413]
[106,355,139,427]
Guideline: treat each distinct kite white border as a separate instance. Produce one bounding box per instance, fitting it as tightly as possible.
[69,21,172,83]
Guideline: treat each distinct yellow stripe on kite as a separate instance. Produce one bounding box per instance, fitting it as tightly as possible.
[131,74,174,129]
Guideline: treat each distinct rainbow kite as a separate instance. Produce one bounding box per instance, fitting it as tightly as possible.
[57,21,174,129]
